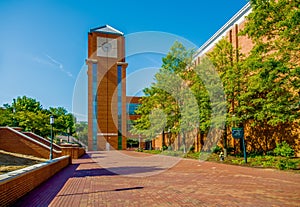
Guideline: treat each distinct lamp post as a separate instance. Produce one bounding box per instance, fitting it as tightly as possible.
[67,127,70,143]
[12,99,16,127]
[12,108,16,127]
[49,115,54,160]
[167,128,171,150]
[138,134,141,150]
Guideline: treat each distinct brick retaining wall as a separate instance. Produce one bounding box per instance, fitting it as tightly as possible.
[23,132,61,151]
[61,144,86,159]
[0,155,70,207]
[0,127,61,159]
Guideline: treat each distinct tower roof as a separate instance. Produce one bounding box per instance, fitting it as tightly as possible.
[90,25,124,36]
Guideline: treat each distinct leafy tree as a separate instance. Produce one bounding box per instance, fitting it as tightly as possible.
[0,107,13,126]
[238,0,300,152]
[12,96,43,113]
[240,0,300,125]
[0,96,76,138]
[189,66,212,134]
[75,122,88,145]
[49,107,75,136]
[5,96,50,136]
[242,0,300,68]
[132,42,200,152]
[205,39,243,152]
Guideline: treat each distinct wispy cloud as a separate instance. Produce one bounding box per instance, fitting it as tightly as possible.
[33,54,73,78]
[45,53,73,78]
[45,54,63,69]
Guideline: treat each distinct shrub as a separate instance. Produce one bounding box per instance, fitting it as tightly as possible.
[249,151,264,157]
[186,152,201,159]
[211,145,222,154]
[227,147,235,153]
[179,145,186,152]
[274,141,294,157]
[136,148,143,152]
[266,151,275,156]
[163,150,183,157]
[276,158,297,170]
[232,159,244,165]
[199,152,211,161]
[262,156,275,167]
[189,145,195,152]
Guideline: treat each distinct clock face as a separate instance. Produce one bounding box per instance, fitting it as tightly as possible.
[97,37,118,58]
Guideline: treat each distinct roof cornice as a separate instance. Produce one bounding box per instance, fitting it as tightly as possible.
[194,2,251,59]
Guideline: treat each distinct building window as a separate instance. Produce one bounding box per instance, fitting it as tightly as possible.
[117,65,122,149]
[92,63,98,150]
[127,119,134,132]
[127,103,141,115]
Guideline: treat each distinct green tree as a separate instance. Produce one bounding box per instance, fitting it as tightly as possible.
[205,39,243,152]
[49,107,75,136]
[0,106,13,126]
[242,0,300,68]
[8,96,50,136]
[75,122,88,145]
[238,0,300,152]
[239,0,300,125]
[12,96,43,113]
[132,42,199,152]
[0,96,76,138]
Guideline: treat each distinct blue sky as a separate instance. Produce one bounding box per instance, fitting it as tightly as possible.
[0,0,248,121]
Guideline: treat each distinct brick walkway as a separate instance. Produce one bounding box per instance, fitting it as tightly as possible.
[14,151,300,207]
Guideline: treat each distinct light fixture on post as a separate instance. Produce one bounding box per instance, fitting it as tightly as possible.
[67,127,70,143]
[138,134,141,150]
[12,108,16,127]
[50,115,54,160]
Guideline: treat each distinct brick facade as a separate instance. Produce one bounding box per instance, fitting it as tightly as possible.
[192,3,300,155]
[87,26,127,151]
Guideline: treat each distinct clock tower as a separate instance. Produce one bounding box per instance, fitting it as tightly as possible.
[86,25,127,151]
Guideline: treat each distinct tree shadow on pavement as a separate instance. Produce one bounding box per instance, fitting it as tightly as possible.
[72,166,165,177]
[57,186,144,197]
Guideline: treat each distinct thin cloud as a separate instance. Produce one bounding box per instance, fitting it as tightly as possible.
[45,53,63,69]
[45,54,73,78]
[33,54,73,78]
[33,56,53,67]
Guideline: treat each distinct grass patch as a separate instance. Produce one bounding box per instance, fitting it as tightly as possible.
[0,150,46,175]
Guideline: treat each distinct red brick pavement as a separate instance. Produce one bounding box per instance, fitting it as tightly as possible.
[14,151,300,207]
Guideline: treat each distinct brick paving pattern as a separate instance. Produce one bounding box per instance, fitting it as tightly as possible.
[14,151,300,207]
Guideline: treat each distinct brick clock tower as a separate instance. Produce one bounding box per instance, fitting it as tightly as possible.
[86,25,127,151]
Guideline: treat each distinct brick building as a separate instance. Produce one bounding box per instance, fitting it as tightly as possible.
[86,25,127,151]
[86,25,143,151]
[194,2,252,61]
[192,2,299,154]
[86,4,253,151]
[148,3,253,151]
[87,2,299,153]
